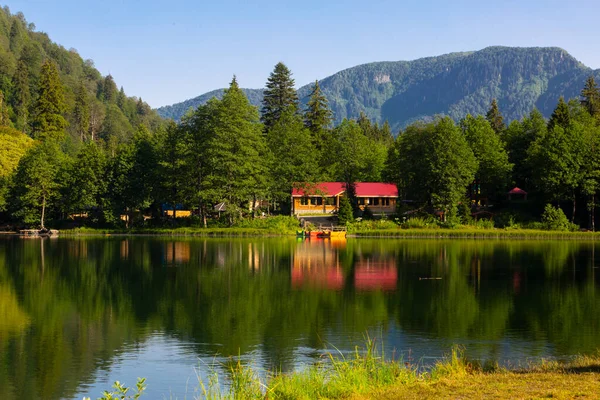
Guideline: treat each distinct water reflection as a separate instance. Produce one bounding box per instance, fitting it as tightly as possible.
[0,237,599,399]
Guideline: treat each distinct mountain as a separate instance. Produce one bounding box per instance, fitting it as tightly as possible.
[157,46,599,130]
[0,6,163,143]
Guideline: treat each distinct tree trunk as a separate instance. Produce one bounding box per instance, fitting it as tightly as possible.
[41,194,46,229]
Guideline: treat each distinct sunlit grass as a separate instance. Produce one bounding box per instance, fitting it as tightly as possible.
[92,344,600,399]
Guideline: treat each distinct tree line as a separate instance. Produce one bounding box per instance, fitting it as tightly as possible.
[2,49,600,229]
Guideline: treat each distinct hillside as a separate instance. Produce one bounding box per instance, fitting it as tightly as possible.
[0,6,163,145]
[157,46,599,130]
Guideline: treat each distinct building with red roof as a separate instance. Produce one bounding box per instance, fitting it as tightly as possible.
[291,182,398,215]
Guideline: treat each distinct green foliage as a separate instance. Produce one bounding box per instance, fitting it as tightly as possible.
[337,196,353,225]
[84,378,146,400]
[397,117,478,213]
[541,204,576,231]
[261,62,298,130]
[485,99,505,134]
[207,77,268,224]
[266,109,316,205]
[304,79,333,152]
[9,141,64,227]
[461,114,512,201]
[31,60,67,141]
[62,141,106,216]
[581,75,600,121]
[73,80,90,141]
[548,96,570,131]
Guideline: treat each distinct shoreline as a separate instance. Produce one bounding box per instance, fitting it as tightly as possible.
[2,227,600,239]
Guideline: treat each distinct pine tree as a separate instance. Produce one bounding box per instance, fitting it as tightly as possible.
[11,58,30,132]
[0,90,10,127]
[31,60,67,141]
[73,81,90,141]
[210,76,268,224]
[581,75,600,120]
[261,62,298,130]
[103,75,117,103]
[9,18,25,56]
[304,80,333,149]
[548,96,570,131]
[486,99,505,134]
[117,86,126,109]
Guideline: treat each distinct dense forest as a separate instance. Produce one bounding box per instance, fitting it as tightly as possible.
[157,46,600,132]
[2,7,600,231]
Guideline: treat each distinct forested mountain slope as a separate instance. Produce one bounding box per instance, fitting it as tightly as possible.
[0,6,163,145]
[157,46,599,130]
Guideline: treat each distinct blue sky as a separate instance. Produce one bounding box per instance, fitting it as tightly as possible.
[6,0,600,108]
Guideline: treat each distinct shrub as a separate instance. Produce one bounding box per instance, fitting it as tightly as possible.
[473,219,494,229]
[541,204,578,231]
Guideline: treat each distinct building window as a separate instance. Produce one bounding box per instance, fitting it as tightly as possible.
[358,198,365,205]
[300,197,309,206]
[310,197,323,206]
[383,198,390,206]
[372,198,380,206]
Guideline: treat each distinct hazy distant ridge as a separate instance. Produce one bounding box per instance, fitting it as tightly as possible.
[157,46,599,129]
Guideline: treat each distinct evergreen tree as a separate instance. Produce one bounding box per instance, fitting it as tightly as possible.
[304,80,333,151]
[548,96,570,131]
[337,195,353,225]
[116,86,126,109]
[581,75,600,120]
[9,18,25,56]
[0,90,10,127]
[158,121,188,219]
[103,75,117,103]
[73,81,90,141]
[267,109,315,209]
[486,99,505,134]
[31,60,67,141]
[11,58,30,132]
[261,62,298,130]
[209,76,268,224]
[180,99,219,227]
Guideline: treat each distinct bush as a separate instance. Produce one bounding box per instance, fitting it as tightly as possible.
[473,219,494,229]
[400,216,437,229]
[541,204,578,231]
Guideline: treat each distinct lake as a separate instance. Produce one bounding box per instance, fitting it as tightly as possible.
[0,237,599,399]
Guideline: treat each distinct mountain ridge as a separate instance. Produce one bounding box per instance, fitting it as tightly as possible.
[156,46,598,130]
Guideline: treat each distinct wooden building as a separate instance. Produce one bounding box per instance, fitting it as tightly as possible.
[291,182,398,215]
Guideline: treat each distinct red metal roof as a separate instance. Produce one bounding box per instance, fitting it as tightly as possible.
[355,182,398,197]
[292,182,398,197]
[508,187,527,195]
[292,182,345,197]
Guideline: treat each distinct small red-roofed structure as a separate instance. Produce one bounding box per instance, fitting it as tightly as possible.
[508,187,528,201]
[292,182,398,215]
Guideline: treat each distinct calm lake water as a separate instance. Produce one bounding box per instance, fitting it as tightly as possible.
[1,237,600,399]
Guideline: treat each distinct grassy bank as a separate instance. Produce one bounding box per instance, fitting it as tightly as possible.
[350,227,600,239]
[96,345,600,399]
[59,216,302,237]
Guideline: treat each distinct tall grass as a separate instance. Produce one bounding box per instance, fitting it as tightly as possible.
[92,344,600,399]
